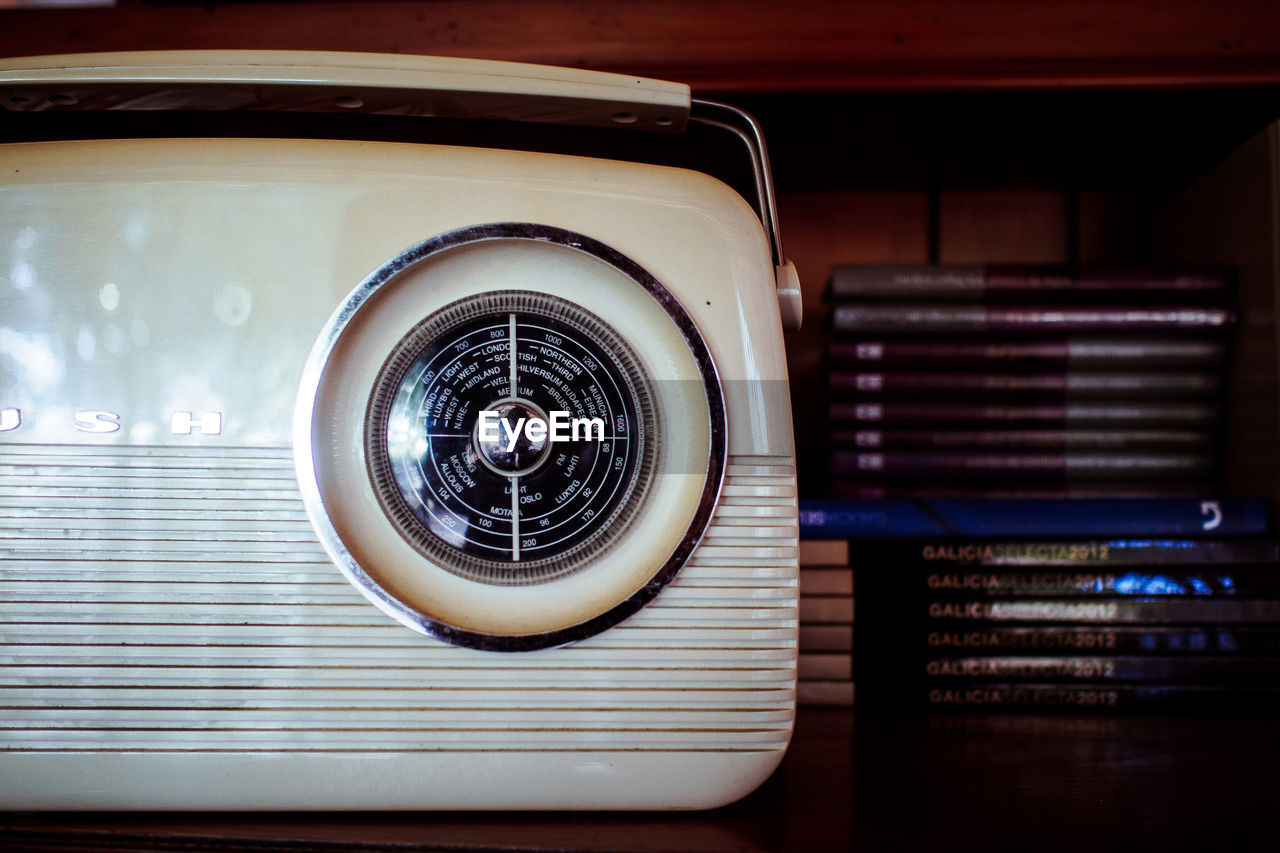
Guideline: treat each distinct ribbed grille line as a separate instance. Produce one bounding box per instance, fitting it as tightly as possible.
[0,445,796,753]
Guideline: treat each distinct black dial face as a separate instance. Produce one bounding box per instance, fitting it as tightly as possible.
[366,291,657,585]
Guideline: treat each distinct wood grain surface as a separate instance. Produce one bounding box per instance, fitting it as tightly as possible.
[0,0,1278,92]
[6,710,1280,851]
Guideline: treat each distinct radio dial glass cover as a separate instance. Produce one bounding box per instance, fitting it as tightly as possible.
[366,291,657,585]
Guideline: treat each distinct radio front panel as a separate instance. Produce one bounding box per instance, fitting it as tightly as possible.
[0,132,798,810]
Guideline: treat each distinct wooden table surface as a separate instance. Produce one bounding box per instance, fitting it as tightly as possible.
[4,708,1279,851]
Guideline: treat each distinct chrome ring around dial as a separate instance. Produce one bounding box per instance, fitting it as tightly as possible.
[294,223,726,651]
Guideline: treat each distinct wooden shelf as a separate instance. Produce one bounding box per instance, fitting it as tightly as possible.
[1,0,1279,93]
[7,709,1280,850]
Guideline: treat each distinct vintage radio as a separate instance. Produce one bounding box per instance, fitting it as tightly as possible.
[0,51,801,809]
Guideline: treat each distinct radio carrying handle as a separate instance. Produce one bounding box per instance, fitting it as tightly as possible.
[0,50,801,329]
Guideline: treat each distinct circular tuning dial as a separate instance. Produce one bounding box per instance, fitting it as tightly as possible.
[298,224,726,650]
[366,291,657,586]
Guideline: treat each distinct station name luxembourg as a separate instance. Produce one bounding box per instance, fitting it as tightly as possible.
[477,410,606,451]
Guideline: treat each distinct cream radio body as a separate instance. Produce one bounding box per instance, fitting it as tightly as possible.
[0,52,799,810]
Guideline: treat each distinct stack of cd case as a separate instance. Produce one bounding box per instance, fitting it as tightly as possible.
[851,536,1280,711]
[798,539,855,707]
[798,498,1279,710]
[823,264,1237,499]
[804,262,1278,710]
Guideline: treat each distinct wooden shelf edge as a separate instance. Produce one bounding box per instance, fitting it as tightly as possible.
[1,1,1279,95]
